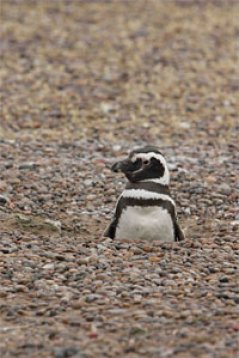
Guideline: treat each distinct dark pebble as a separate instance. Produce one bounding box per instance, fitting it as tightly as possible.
[219,276,229,283]
[53,347,80,358]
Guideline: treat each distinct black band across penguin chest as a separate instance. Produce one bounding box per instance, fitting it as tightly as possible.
[125,181,171,196]
[112,182,177,240]
[117,182,175,218]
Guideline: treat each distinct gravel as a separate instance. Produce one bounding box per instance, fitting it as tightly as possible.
[1,1,239,357]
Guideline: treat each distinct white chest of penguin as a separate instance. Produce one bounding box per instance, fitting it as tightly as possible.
[115,205,174,242]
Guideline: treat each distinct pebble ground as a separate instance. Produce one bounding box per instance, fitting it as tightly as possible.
[1,1,239,357]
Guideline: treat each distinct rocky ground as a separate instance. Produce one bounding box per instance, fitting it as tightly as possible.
[1,1,239,357]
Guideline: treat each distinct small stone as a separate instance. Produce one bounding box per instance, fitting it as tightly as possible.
[85,294,100,303]
[100,102,115,114]
[149,256,161,263]
[53,347,79,358]
[84,179,94,186]
[218,183,231,195]
[230,220,239,227]
[133,294,142,303]
[219,276,229,283]
[86,194,97,201]
[206,175,217,184]
[0,195,8,205]
[44,219,62,233]
[19,162,38,170]
[16,214,32,224]
[43,263,55,270]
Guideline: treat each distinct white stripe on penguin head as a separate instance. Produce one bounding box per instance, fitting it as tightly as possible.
[131,152,170,185]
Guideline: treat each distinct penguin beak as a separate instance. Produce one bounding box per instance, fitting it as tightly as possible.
[111,159,135,173]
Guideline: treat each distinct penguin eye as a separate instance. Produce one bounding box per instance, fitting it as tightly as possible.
[143,159,149,165]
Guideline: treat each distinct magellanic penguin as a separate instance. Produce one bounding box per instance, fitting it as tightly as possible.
[104,146,185,242]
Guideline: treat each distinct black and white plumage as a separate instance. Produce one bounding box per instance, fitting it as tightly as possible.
[104,146,185,242]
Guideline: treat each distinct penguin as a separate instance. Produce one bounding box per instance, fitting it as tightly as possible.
[104,146,185,242]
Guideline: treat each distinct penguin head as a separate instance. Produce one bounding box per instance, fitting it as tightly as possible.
[111,146,170,185]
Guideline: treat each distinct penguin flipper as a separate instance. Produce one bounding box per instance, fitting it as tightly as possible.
[104,197,124,239]
[174,221,185,242]
[103,217,117,239]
